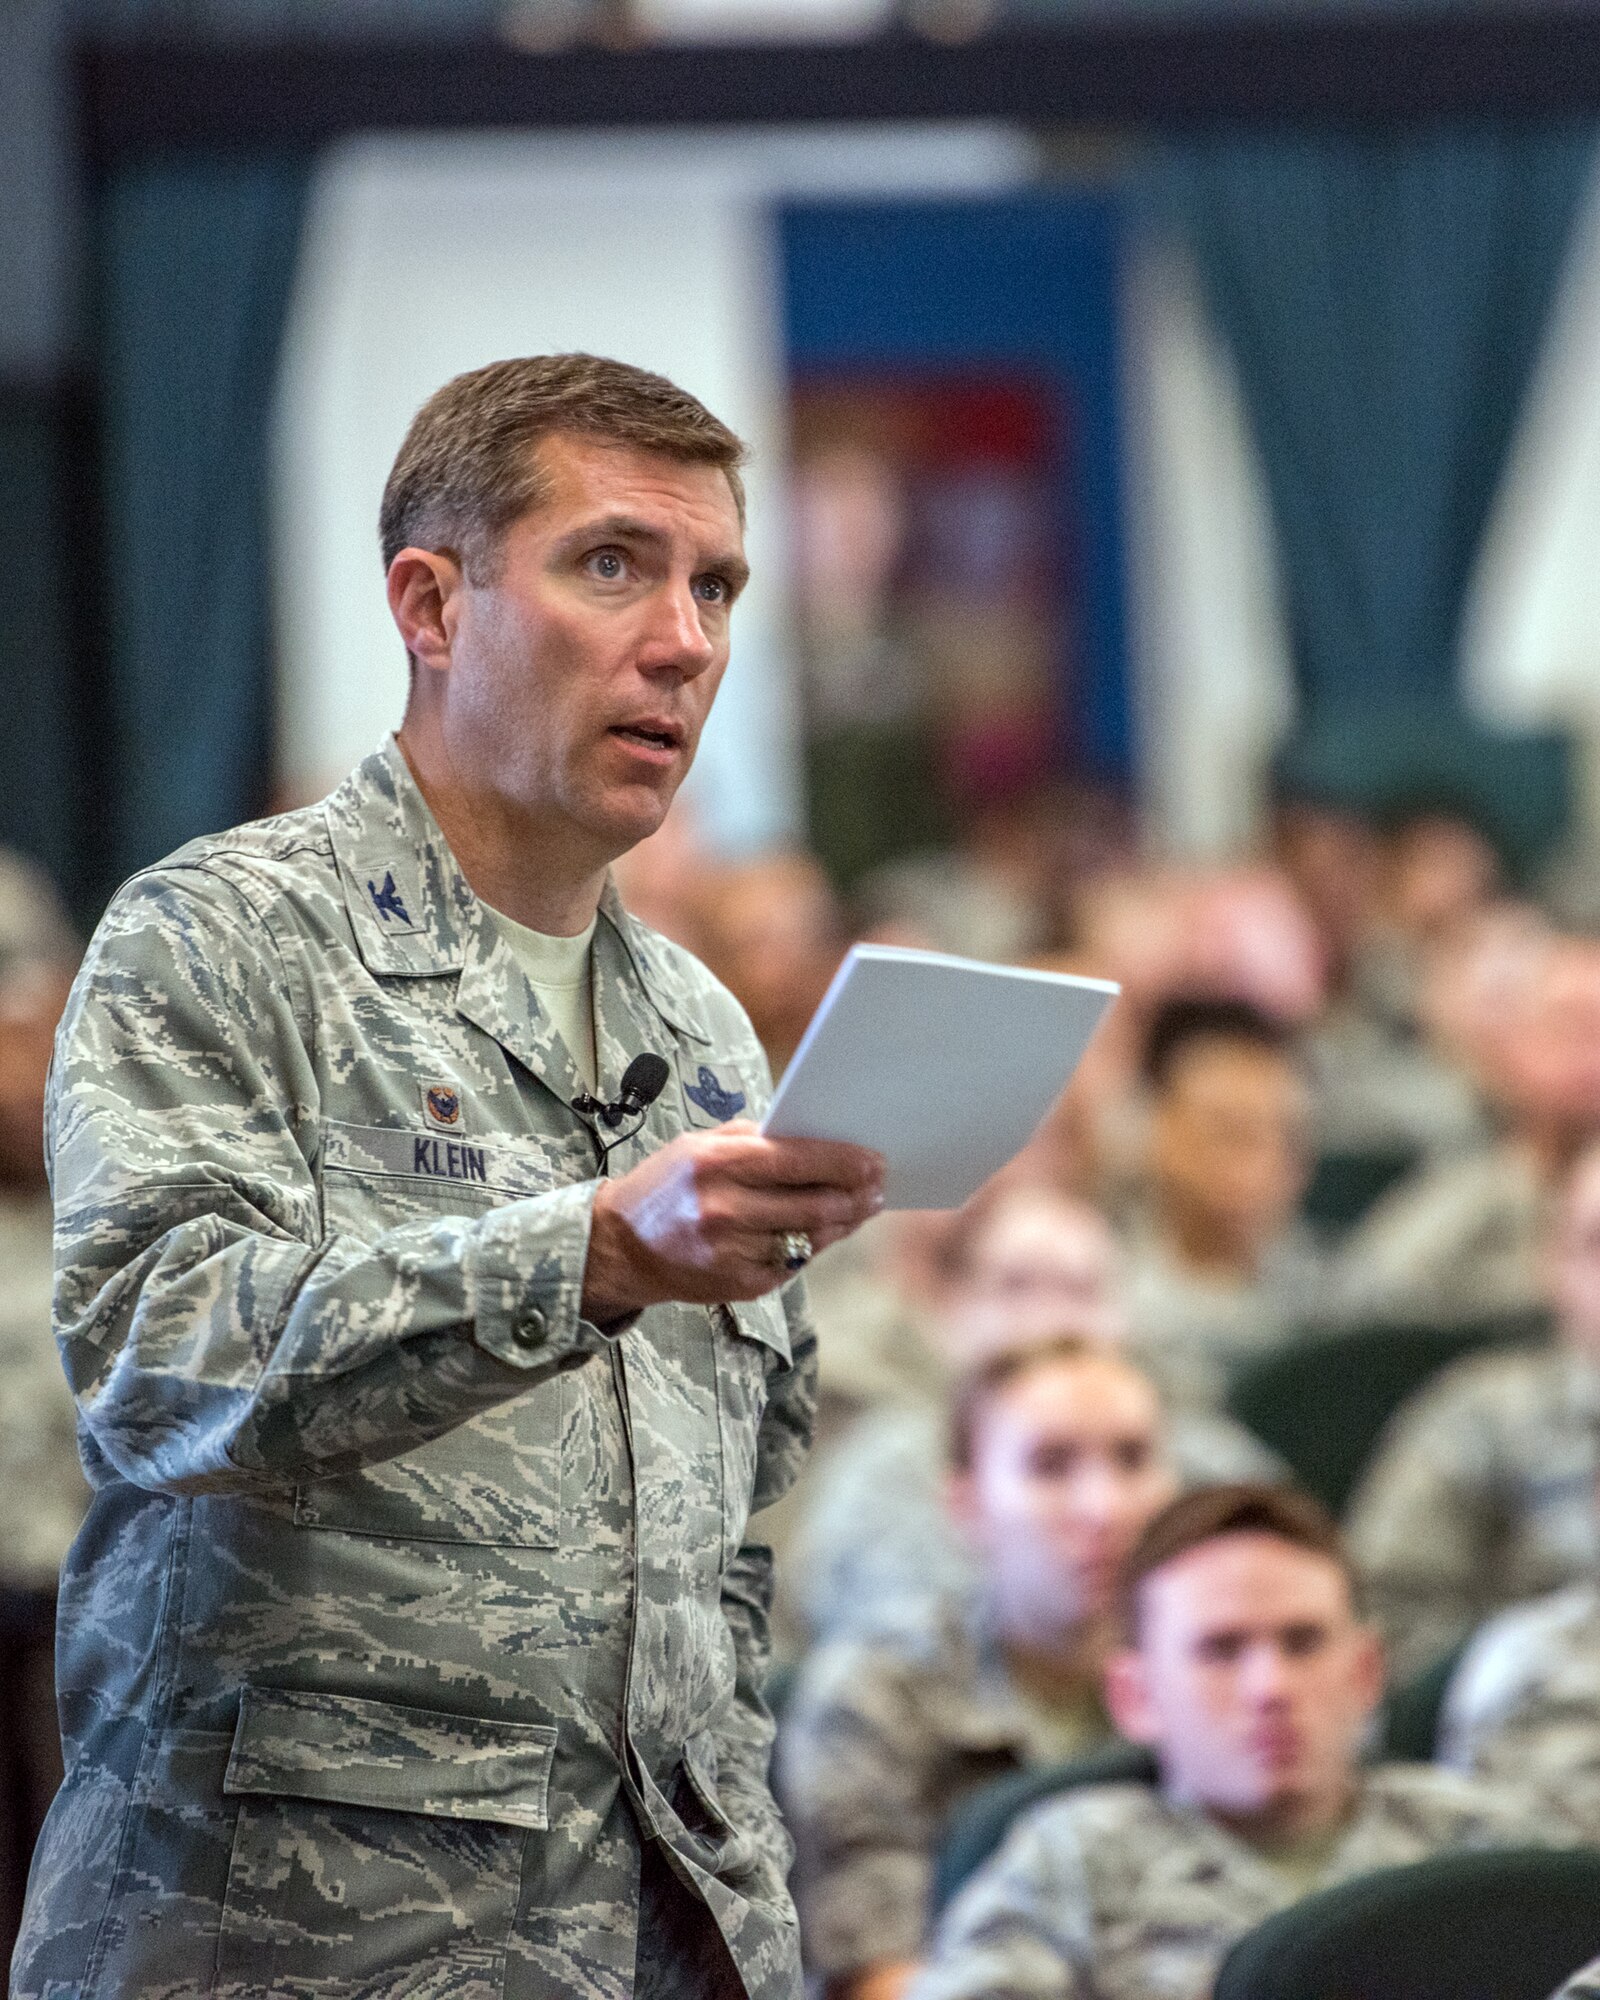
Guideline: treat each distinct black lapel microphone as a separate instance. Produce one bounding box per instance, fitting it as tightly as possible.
[573,1053,671,1131]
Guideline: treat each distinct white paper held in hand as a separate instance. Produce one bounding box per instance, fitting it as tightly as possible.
[760,943,1119,1210]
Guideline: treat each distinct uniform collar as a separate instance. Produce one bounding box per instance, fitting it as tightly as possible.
[326,739,714,1099]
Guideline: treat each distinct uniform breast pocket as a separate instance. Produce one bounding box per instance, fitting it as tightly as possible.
[297,1130,568,1549]
[714,1293,791,1568]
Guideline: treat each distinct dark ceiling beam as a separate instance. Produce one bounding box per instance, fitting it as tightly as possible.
[75,11,1600,168]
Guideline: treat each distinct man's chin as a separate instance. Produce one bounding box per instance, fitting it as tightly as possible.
[590,789,679,859]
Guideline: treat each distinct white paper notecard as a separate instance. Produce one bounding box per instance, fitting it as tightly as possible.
[761,944,1119,1209]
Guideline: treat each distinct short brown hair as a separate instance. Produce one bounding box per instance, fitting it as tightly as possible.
[948,1335,1150,1474]
[1118,1481,1357,1640]
[379,353,748,577]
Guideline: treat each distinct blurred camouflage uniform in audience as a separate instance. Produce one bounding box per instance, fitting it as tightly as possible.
[1347,1345,1600,1679]
[1333,1139,1548,1327]
[1552,1955,1600,2000]
[786,1400,1285,1649]
[1302,992,1486,1161]
[758,1219,945,1660]
[779,1602,1119,1986]
[1121,1223,1326,1415]
[0,851,82,1961]
[1439,1580,1600,1840]
[908,1769,1548,2000]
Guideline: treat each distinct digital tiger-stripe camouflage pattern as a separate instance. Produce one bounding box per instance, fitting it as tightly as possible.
[14,737,814,2000]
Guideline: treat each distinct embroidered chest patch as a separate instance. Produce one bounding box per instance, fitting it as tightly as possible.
[421,1082,464,1132]
[685,1065,747,1122]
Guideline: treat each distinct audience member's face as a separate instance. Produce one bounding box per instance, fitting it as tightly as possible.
[949,1355,1176,1637]
[1502,946,1600,1143]
[1386,815,1499,946]
[1551,1146,1600,1362]
[940,1191,1125,1366]
[1275,805,1382,977]
[1150,1039,1311,1263]
[1108,1534,1381,1831]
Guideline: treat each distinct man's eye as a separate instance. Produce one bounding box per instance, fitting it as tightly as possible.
[695,575,729,604]
[588,550,626,580]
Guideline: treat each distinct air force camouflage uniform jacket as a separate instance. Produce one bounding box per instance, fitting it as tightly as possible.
[14,739,813,2000]
[906,1767,1548,2000]
[1440,1580,1600,1842]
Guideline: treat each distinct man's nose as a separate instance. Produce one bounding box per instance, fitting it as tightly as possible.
[1071,1461,1127,1531]
[642,580,717,678]
[1240,1640,1294,1704]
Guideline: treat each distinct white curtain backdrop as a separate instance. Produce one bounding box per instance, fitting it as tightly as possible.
[1462,153,1600,731]
[1120,238,1295,859]
[1461,152,1600,862]
[270,123,1034,855]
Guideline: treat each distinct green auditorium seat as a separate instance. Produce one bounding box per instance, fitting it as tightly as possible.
[1378,1635,1473,1762]
[1301,1143,1421,1236]
[1213,1846,1600,2000]
[929,1742,1159,1920]
[1227,1309,1551,1517]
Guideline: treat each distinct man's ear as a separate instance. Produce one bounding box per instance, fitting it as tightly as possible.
[386,547,465,673]
[1104,1646,1162,1747]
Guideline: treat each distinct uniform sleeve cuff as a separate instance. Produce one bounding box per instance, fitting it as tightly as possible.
[466,1181,613,1370]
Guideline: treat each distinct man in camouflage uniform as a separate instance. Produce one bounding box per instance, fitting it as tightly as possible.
[908,1485,1547,2000]
[12,356,883,2000]
[1439,1571,1600,1841]
[1347,1137,1600,1681]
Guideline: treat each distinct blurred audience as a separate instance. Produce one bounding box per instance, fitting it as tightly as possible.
[1347,1136,1600,1680]
[616,766,1600,2000]
[608,799,720,958]
[0,854,82,1963]
[1438,1521,1600,1844]
[907,1484,1550,2000]
[780,1338,1178,2000]
[1065,865,1325,1200]
[786,1184,1283,1650]
[698,848,846,1077]
[1122,999,1322,1412]
[1323,829,1492,1163]
[1335,933,1600,1325]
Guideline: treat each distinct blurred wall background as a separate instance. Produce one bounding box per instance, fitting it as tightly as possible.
[5,0,1600,920]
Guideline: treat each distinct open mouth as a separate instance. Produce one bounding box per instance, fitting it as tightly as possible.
[610,723,681,754]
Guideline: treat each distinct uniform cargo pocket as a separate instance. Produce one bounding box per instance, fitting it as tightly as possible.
[223,1687,556,1828]
[216,1689,551,1999]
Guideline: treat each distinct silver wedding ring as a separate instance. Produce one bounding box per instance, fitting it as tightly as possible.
[778,1230,814,1273]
